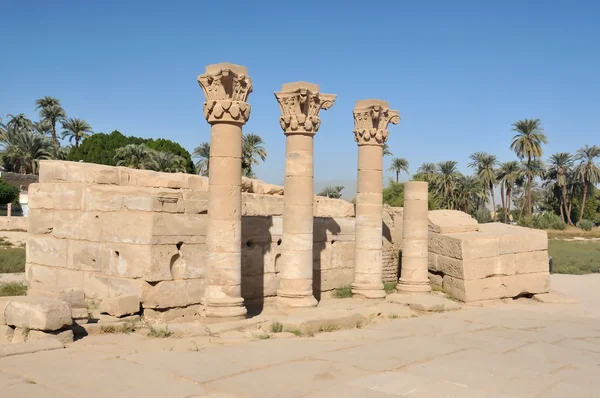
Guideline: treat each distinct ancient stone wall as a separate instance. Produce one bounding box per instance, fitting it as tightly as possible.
[26,160,401,317]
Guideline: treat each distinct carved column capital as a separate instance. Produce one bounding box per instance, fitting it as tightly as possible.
[274,82,336,135]
[353,99,400,146]
[197,63,253,124]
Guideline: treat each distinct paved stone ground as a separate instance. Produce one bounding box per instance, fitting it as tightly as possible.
[1,274,599,397]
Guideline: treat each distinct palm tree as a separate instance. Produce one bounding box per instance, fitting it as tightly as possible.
[242,133,267,178]
[193,142,210,176]
[434,161,462,210]
[0,127,52,174]
[33,120,52,137]
[574,145,600,220]
[149,150,187,173]
[61,118,92,148]
[415,162,437,183]
[5,114,33,131]
[382,143,393,157]
[387,157,409,182]
[497,161,521,223]
[47,144,70,161]
[546,152,574,225]
[318,186,344,199]
[519,159,545,216]
[114,144,153,169]
[510,119,547,216]
[455,175,486,213]
[36,97,66,145]
[468,152,498,220]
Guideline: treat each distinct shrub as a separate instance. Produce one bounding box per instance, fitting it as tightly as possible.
[517,212,566,230]
[0,247,26,273]
[0,178,19,206]
[473,207,492,224]
[0,282,27,296]
[577,219,594,231]
[331,285,352,298]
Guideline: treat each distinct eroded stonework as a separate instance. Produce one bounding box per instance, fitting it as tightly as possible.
[353,99,400,146]
[274,82,336,134]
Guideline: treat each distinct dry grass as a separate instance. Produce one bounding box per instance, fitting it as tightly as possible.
[547,226,600,240]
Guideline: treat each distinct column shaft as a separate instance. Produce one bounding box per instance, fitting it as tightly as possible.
[352,144,386,298]
[204,123,246,318]
[277,133,318,308]
[396,181,431,294]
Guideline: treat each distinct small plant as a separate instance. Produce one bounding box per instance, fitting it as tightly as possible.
[100,325,119,334]
[147,325,172,338]
[356,319,364,329]
[319,325,339,333]
[270,321,283,333]
[100,322,136,334]
[288,328,303,337]
[388,313,399,319]
[577,219,594,231]
[383,282,396,294]
[0,282,26,297]
[255,333,271,340]
[331,285,352,299]
[473,206,492,224]
[25,378,36,384]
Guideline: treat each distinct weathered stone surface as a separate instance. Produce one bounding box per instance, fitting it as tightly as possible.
[386,293,461,311]
[142,280,204,309]
[515,251,549,274]
[29,182,84,210]
[59,288,86,308]
[27,209,54,234]
[242,193,283,216]
[442,272,550,302]
[533,291,577,304]
[479,223,548,254]
[4,297,72,331]
[428,210,479,234]
[71,307,89,320]
[241,177,284,195]
[143,305,201,323]
[432,254,515,280]
[314,196,355,218]
[0,325,13,343]
[428,232,499,260]
[99,295,140,317]
[0,338,63,358]
[26,235,67,267]
[28,329,74,344]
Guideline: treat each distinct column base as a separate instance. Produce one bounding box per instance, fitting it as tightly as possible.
[351,283,386,299]
[396,280,431,294]
[275,294,318,309]
[202,296,247,320]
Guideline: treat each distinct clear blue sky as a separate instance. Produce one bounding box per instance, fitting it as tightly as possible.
[1,0,599,195]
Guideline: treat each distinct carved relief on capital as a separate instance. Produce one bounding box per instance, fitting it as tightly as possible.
[353,100,400,146]
[274,83,336,135]
[198,64,253,124]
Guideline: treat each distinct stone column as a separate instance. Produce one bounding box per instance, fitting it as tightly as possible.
[197,63,252,319]
[397,181,431,294]
[7,203,11,217]
[351,100,400,299]
[274,82,336,308]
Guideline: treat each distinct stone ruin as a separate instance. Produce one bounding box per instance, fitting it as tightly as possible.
[1,62,550,340]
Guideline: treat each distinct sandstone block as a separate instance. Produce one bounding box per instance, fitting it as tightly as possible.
[142,279,204,309]
[29,183,84,210]
[0,298,10,325]
[71,307,89,321]
[143,305,201,323]
[122,168,190,189]
[58,288,85,308]
[99,295,140,317]
[11,327,27,344]
[242,193,283,216]
[428,232,499,260]
[27,209,54,234]
[479,223,548,253]
[39,160,67,182]
[101,211,154,243]
[25,263,58,296]
[102,242,177,281]
[515,251,549,274]
[435,255,515,280]
[65,161,119,184]
[172,243,206,279]
[183,191,208,214]
[27,329,74,344]
[122,188,183,213]
[442,272,550,302]
[428,210,479,234]
[188,175,208,191]
[0,325,13,344]
[67,240,104,273]
[26,235,67,267]
[317,268,354,291]
[242,242,279,276]
[313,196,355,218]
[54,210,102,241]
[83,272,146,300]
[152,213,207,237]
[241,272,278,299]
[4,297,72,331]
[428,272,443,287]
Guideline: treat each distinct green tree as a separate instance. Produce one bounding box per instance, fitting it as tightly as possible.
[0,178,20,205]
[35,97,66,145]
[61,118,93,148]
[148,150,187,173]
[382,143,393,157]
[193,142,210,176]
[510,119,547,216]
[242,133,267,178]
[318,185,344,199]
[387,157,409,183]
[497,161,522,223]
[5,114,33,131]
[468,152,498,220]
[455,175,486,214]
[383,179,404,207]
[433,161,462,210]
[0,126,52,174]
[114,144,153,169]
[145,138,195,173]
[545,152,574,225]
[574,145,600,221]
